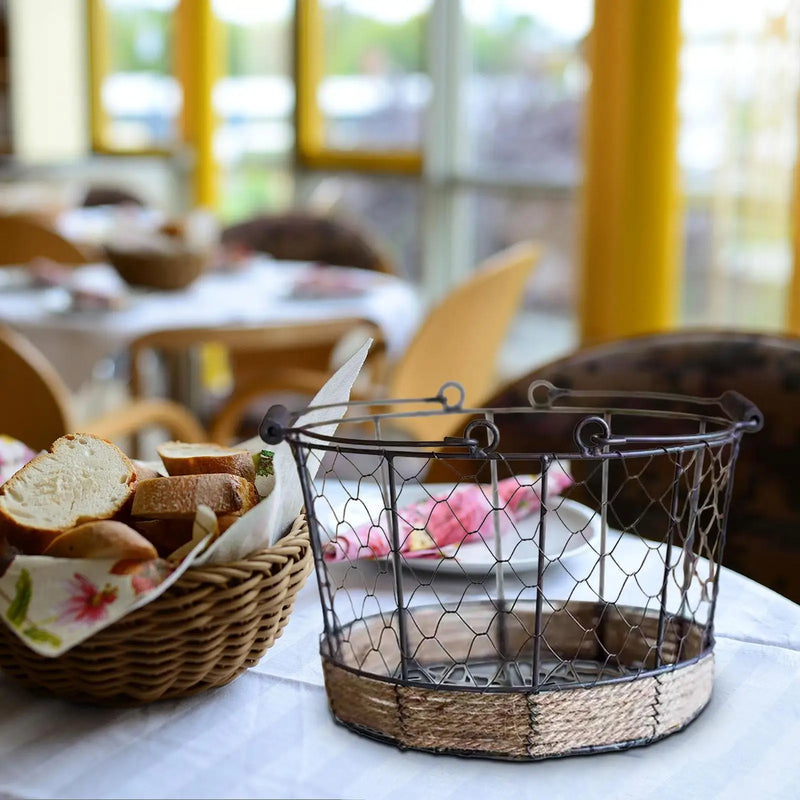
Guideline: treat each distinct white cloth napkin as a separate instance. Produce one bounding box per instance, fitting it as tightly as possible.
[0,341,371,656]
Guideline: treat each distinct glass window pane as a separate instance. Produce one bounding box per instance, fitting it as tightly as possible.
[213,1,294,220]
[302,174,421,281]
[469,189,579,369]
[101,0,180,150]
[318,0,431,151]
[462,1,593,184]
[679,2,800,328]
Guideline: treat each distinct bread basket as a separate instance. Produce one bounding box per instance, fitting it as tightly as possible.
[105,242,208,290]
[0,515,312,705]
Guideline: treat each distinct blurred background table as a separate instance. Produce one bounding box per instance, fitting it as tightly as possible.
[0,256,421,396]
[0,519,797,800]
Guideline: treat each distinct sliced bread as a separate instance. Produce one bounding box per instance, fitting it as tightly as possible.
[43,520,157,561]
[0,434,137,555]
[131,473,259,520]
[157,442,256,482]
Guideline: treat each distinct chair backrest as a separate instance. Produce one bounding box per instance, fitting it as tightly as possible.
[431,329,800,602]
[0,326,74,451]
[129,318,388,444]
[0,214,91,266]
[386,240,539,442]
[221,211,397,275]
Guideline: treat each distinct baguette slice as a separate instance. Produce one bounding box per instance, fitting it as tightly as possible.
[131,474,259,520]
[131,517,194,557]
[0,434,137,555]
[133,513,242,558]
[157,442,256,483]
[43,520,157,561]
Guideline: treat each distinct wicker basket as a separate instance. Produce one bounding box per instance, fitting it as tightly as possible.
[105,243,208,290]
[0,516,312,705]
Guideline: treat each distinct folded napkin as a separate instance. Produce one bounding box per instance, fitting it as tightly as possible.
[0,341,371,656]
[323,464,573,562]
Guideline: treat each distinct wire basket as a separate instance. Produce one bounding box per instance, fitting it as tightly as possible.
[261,381,762,760]
[0,516,312,705]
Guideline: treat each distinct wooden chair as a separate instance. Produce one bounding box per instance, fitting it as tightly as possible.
[128,318,388,446]
[427,329,800,602]
[372,240,539,442]
[221,211,397,275]
[0,214,91,266]
[0,325,206,453]
[209,240,540,445]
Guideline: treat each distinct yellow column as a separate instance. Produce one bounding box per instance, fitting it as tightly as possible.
[87,0,110,151]
[176,0,221,208]
[295,0,325,161]
[580,0,681,345]
[788,146,800,332]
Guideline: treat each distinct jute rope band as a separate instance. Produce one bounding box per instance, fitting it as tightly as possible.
[321,600,713,760]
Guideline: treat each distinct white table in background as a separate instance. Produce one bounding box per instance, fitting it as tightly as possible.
[0,258,422,392]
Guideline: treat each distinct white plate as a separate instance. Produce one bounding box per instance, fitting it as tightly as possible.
[401,498,600,576]
[319,481,600,577]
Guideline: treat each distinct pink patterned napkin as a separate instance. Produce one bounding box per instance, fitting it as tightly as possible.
[323,465,573,562]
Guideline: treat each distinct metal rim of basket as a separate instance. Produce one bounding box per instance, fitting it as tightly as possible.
[260,380,764,458]
[259,381,762,760]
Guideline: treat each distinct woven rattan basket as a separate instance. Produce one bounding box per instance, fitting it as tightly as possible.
[105,243,208,290]
[0,516,312,705]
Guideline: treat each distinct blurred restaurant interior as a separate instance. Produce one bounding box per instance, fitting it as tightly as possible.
[1,0,800,450]
[3,7,800,792]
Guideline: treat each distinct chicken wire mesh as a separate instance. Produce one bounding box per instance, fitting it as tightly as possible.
[261,381,762,760]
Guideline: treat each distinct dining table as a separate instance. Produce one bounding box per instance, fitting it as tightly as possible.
[0,257,422,396]
[0,476,798,800]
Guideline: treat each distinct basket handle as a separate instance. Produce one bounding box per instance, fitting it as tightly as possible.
[260,404,291,444]
[718,391,764,432]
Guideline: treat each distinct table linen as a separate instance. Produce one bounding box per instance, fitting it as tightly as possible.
[0,258,422,391]
[0,503,798,799]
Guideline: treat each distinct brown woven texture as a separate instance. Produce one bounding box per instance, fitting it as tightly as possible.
[323,602,713,760]
[105,244,208,290]
[0,516,312,705]
[324,653,713,760]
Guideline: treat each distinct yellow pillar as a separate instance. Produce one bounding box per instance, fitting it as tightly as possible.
[295,0,325,161]
[176,0,221,209]
[87,0,110,151]
[788,142,800,333]
[580,0,681,345]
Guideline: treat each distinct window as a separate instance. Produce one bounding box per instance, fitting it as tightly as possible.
[90,0,180,152]
[679,2,800,330]
[213,0,294,220]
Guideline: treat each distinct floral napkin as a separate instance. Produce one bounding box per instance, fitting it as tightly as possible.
[0,341,371,657]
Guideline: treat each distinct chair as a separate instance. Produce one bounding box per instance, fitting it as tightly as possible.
[0,325,206,453]
[427,329,800,602]
[0,214,91,266]
[128,319,388,446]
[216,241,540,445]
[373,240,539,442]
[221,211,397,275]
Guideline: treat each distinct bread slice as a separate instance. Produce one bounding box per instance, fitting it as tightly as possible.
[43,520,157,561]
[131,474,259,520]
[131,517,194,558]
[157,442,256,483]
[0,434,137,555]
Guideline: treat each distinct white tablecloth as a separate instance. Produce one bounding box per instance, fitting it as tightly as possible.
[0,259,422,391]
[1,490,798,800]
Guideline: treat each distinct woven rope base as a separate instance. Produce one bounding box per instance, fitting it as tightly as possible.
[321,601,714,760]
[0,516,312,705]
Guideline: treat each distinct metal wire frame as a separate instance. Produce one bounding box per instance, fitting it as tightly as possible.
[261,381,761,756]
